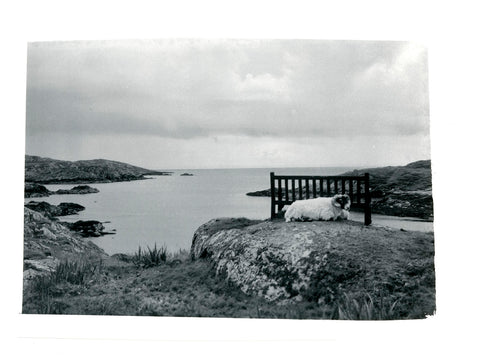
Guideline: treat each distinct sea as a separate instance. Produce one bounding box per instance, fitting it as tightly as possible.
[29,167,434,255]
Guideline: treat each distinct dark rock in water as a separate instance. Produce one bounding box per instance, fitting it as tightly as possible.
[64,220,106,237]
[25,201,85,218]
[246,188,273,197]
[55,185,99,195]
[180,173,194,176]
[57,202,86,216]
[25,183,51,198]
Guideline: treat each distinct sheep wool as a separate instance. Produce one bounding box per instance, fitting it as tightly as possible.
[285,194,351,222]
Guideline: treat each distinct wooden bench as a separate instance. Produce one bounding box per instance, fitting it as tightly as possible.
[270,172,372,225]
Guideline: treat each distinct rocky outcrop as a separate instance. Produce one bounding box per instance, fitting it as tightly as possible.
[25,155,172,184]
[23,208,107,283]
[180,173,194,176]
[25,201,85,218]
[370,190,433,219]
[25,183,51,198]
[191,218,435,304]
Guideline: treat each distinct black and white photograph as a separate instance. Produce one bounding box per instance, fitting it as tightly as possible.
[22,38,435,319]
[4,1,480,356]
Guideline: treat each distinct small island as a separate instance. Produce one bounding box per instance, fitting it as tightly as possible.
[180,173,194,176]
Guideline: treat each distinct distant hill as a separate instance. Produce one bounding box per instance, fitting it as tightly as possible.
[25,155,172,184]
[341,160,432,193]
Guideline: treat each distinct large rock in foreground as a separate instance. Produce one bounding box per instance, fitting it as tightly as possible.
[191,218,435,311]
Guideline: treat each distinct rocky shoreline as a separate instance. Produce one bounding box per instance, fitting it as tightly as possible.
[23,182,114,286]
[25,155,172,184]
[23,208,108,283]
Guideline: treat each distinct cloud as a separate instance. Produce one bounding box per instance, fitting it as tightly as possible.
[25,39,430,167]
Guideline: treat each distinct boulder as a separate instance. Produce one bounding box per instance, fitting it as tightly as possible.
[191,218,435,304]
[23,208,107,286]
[23,257,60,281]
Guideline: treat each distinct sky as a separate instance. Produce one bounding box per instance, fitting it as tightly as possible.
[25,38,430,170]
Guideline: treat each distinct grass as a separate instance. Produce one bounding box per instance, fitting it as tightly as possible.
[23,258,104,314]
[23,242,435,319]
[335,292,400,320]
[132,243,168,268]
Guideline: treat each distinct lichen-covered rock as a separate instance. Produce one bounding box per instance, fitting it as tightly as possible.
[23,257,60,281]
[191,218,435,304]
[23,208,107,285]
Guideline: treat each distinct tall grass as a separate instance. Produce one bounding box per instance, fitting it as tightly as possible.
[23,259,103,315]
[51,260,102,284]
[133,243,168,268]
[336,292,400,320]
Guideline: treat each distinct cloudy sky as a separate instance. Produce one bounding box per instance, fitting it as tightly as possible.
[26,39,430,170]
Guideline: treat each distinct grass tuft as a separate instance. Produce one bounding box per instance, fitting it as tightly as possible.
[336,292,400,320]
[133,243,168,268]
[23,258,103,315]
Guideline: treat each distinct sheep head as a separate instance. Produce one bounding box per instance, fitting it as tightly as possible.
[331,194,351,210]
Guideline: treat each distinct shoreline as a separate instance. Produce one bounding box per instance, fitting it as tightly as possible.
[24,173,173,185]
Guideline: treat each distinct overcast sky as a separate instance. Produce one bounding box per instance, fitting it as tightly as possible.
[26,39,430,170]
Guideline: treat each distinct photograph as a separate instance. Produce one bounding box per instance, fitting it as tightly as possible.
[22,38,435,320]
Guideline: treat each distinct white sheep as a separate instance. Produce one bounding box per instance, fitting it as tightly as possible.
[284,194,351,222]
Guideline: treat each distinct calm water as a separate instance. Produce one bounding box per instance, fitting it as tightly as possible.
[30,167,434,255]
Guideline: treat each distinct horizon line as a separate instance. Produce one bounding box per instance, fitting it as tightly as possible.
[25,153,431,172]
